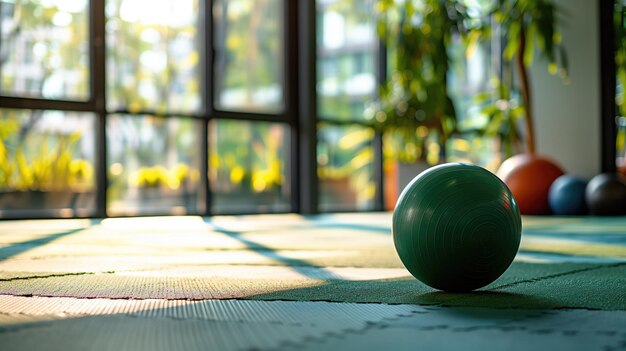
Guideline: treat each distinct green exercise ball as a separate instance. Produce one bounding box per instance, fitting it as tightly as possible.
[392,163,522,292]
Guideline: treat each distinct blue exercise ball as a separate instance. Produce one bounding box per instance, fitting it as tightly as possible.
[548,175,588,215]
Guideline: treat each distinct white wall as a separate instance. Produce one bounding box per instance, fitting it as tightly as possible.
[530,0,601,179]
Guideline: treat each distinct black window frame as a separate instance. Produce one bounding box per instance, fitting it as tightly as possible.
[0,0,332,219]
[0,0,616,219]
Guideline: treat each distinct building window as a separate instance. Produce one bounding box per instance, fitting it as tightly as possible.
[0,0,90,100]
[0,0,495,218]
[316,0,380,211]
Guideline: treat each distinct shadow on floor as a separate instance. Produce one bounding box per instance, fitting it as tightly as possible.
[204,217,344,280]
[0,220,98,260]
[245,277,558,309]
[416,290,558,310]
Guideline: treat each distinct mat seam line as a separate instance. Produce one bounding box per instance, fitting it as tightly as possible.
[0,272,106,282]
[492,262,626,291]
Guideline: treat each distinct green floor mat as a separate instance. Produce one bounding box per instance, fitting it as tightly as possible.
[0,214,624,311]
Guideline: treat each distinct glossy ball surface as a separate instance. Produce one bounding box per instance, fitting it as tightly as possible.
[496,154,564,215]
[548,175,588,215]
[585,173,626,216]
[393,163,522,292]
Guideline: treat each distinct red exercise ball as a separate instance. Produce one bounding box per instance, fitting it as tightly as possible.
[496,154,564,215]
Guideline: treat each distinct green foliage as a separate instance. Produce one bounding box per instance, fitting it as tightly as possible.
[317,125,377,205]
[105,0,201,113]
[318,125,374,180]
[467,0,568,154]
[368,0,471,163]
[492,0,568,76]
[1,0,90,99]
[209,121,285,194]
[317,0,378,122]
[372,0,568,160]
[218,0,280,91]
[472,77,525,158]
[130,163,198,190]
[0,117,94,192]
[212,0,282,111]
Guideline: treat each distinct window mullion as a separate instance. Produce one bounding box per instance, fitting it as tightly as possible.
[91,0,107,217]
[297,0,318,214]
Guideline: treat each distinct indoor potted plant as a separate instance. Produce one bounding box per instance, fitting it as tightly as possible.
[367,0,470,205]
[469,0,569,214]
[471,0,569,156]
[0,117,95,213]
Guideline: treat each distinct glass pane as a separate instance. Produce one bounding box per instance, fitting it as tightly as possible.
[316,0,377,121]
[209,119,290,213]
[213,0,284,113]
[107,115,203,216]
[0,109,96,217]
[106,0,202,114]
[448,35,492,122]
[447,29,500,169]
[0,0,89,100]
[317,124,376,211]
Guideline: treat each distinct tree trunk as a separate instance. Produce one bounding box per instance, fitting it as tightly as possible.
[515,23,536,154]
[437,115,447,163]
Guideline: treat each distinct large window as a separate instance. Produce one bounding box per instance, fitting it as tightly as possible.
[0,0,90,100]
[0,109,96,217]
[316,0,380,212]
[0,0,495,218]
[106,114,203,216]
[104,0,205,216]
[0,0,94,218]
[0,0,295,218]
[209,119,290,213]
[213,0,284,112]
[106,0,202,114]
